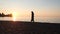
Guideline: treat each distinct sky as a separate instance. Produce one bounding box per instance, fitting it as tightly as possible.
[0,0,60,17]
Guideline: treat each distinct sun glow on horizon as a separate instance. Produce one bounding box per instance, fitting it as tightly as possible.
[12,11,18,21]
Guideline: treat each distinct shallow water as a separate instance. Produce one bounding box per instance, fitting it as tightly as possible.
[0,17,60,23]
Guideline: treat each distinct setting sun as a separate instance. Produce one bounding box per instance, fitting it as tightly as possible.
[12,12,18,21]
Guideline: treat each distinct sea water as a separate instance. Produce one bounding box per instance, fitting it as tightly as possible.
[0,17,60,23]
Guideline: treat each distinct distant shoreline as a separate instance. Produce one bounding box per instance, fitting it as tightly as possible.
[0,13,12,17]
[0,20,60,24]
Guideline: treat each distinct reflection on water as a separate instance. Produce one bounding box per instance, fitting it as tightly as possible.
[0,17,60,23]
[0,17,31,21]
[12,17,16,21]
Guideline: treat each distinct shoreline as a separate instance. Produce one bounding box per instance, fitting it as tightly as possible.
[0,20,60,24]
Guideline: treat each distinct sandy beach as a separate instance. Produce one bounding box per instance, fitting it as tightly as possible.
[0,21,60,34]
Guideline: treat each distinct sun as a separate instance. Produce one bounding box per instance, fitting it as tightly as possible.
[12,12,18,21]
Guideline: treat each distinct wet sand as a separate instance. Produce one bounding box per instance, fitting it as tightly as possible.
[0,21,60,34]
